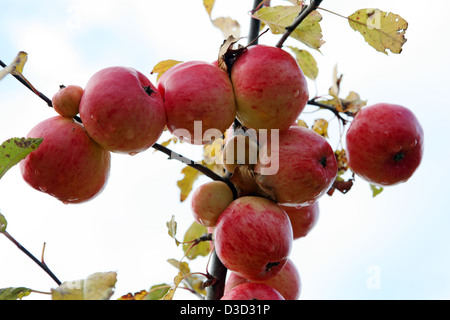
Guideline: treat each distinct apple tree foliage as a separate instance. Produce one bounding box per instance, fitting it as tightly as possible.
[0,0,418,300]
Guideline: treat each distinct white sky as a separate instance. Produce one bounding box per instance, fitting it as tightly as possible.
[0,0,449,300]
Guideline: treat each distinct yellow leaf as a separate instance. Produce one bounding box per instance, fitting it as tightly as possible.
[151,59,182,81]
[203,0,215,18]
[288,46,318,80]
[312,119,329,138]
[253,5,325,51]
[167,259,191,276]
[297,119,308,128]
[0,51,28,81]
[177,165,201,202]
[348,8,408,54]
[118,289,149,300]
[163,272,184,300]
[212,17,241,39]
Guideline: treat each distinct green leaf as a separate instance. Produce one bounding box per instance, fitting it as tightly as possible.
[167,215,180,246]
[288,47,318,80]
[0,212,7,233]
[51,271,117,300]
[0,287,32,300]
[0,137,43,180]
[144,284,171,300]
[183,222,211,260]
[348,8,408,54]
[253,5,325,51]
[370,184,384,197]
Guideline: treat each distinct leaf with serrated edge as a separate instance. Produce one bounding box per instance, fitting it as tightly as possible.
[0,137,43,180]
[348,8,408,54]
[253,5,325,51]
[0,287,32,300]
[288,47,318,80]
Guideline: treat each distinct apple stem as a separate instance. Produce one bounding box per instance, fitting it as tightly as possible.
[275,0,324,48]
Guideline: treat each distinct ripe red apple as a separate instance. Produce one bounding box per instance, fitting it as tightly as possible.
[214,196,293,281]
[20,116,111,204]
[221,283,284,300]
[280,201,320,239]
[79,66,166,154]
[345,103,424,186]
[255,126,338,207]
[230,44,309,131]
[52,84,83,117]
[224,258,301,300]
[190,181,234,227]
[157,61,237,145]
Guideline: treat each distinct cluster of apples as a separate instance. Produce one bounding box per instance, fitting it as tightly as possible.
[20,66,166,203]
[18,43,424,300]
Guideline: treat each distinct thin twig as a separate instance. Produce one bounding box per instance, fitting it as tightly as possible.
[2,231,61,285]
[275,0,324,48]
[307,98,349,124]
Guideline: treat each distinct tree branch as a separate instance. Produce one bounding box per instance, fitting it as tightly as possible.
[275,0,323,48]
[307,98,349,124]
[2,231,62,286]
[204,1,274,301]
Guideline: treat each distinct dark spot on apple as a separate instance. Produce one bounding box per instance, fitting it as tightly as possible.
[265,261,280,272]
[143,86,155,96]
[393,152,405,162]
[319,156,327,168]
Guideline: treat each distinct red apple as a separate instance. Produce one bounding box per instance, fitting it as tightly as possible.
[255,126,338,207]
[214,196,293,281]
[345,103,424,186]
[221,283,284,300]
[52,85,83,117]
[224,258,301,300]
[230,44,309,131]
[191,181,234,227]
[79,66,166,154]
[157,61,237,145]
[280,201,320,239]
[20,116,111,204]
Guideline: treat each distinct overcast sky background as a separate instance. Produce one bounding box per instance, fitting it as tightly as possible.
[0,0,449,300]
